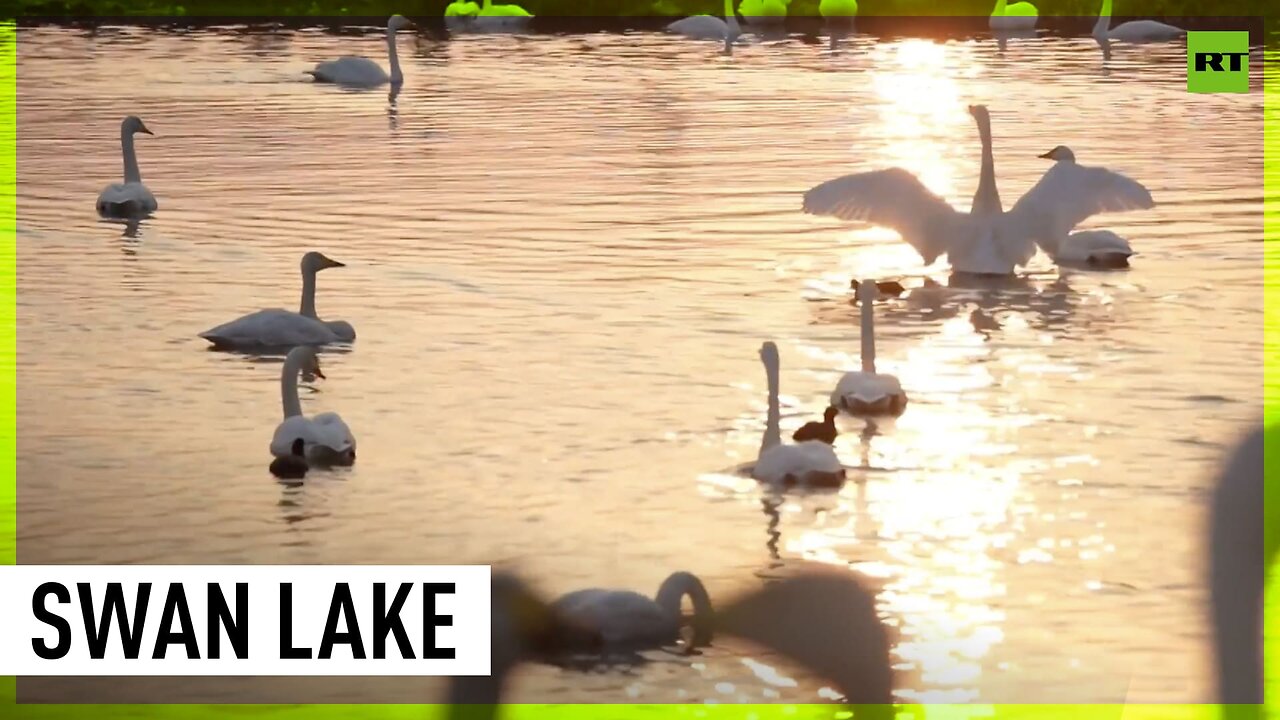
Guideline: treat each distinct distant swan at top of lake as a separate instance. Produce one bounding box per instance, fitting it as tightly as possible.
[270,346,356,466]
[307,14,414,86]
[831,280,907,417]
[445,0,481,30]
[473,0,534,31]
[989,0,1038,31]
[667,0,741,52]
[1093,0,1184,45]
[803,106,1151,276]
[1018,145,1153,266]
[739,0,787,26]
[551,571,714,652]
[96,116,157,218]
[752,342,846,488]
[199,251,355,350]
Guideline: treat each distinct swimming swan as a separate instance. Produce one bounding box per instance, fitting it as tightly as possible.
[989,0,1038,32]
[1015,145,1153,264]
[199,251,355,350]
[307,15,413,86]
[1208,425,1272,709]
[448,568,895,719]
[551,571,714,652]
[831,280,907,416]
[793,406,839,444]
[270,346,356,466]
[804,106,1147,276]
[752,342,846,487]
[667,0,741,51]
[1093,0,1184,45]
[96,116,157,218]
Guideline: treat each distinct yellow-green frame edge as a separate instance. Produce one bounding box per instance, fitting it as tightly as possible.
[0,14,1272,720]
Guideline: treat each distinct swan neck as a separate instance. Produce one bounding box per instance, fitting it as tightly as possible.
[300,267,318,319]
[656,572,713,638]
[1210,427,1266,704]
[861,298,876,374]
[992,0,1006,15]
[972,112,1002,215]
[761,354,782,456]
[1093,0,1112,36]
[386,27,403,84]
[280,353,305,419]
[121,129,141,185]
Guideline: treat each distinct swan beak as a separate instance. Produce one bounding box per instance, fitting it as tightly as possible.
[1037,150,1054,159]
[140,126,154,136]
[313,368,326,380]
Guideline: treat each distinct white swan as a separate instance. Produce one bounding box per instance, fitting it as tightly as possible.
[551,571,714,651]
[1014,145,1154,264]
[667,0,741,51]
[1209,425,1270,707]
[1093,0,1184,45]
[803,106,1151,276]
[307,15,413,86]
[473,0,534,32]
[752,342,846,487]
[989,0,1038,32]
[96,116,157,218]
[269,346,356,466]
[831,280,908,416]
[199,252,355,350]
[450,567,894,716]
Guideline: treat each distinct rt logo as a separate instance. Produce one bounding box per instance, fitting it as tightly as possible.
[1187,31,1249,93]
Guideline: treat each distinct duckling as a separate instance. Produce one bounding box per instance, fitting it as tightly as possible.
[270,438,309,480]
[852,278,906,301]
[792,406,839,445]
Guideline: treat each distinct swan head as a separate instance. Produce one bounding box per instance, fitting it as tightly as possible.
[302,251,346,275]
[967,104,990,122]
[387,14,414,31]
[287,345,326,380]
[854,279,880,304]
[759,341,779,367]
[1037,145,1076,163]
[122,116,153,136]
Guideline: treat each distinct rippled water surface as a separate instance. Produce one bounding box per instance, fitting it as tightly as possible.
[15,22,1267,706]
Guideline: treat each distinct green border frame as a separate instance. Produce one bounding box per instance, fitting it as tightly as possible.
[0,14,1273,720]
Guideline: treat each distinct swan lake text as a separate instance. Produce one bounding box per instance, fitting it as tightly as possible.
[0,566,491,675]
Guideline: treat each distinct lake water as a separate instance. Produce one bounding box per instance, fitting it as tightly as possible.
[13,20,1269,707]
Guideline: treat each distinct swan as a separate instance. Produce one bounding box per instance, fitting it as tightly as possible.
[449,567,895,718]
[667,0,741,50]
[792,406,839,445]
[445,0,480,31]
[269,346,356,466]
[831,280,908,417]
[989,0,1038,32]
[804,106,1150,276]
[739,0,787,26]
[1014,145,1154,264]
[1209,425,1272,708]
[199,251,355,350]
[551,571,714,652]
[752,342,846,488]
[307,15,413,86]
[473,0,534,31]
[96,116,157,218]
[1093,0,1184,44]
[270,438,309,480]
[819,0,858,28]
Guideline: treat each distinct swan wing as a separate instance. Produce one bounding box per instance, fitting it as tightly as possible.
[270,415,328,458]
[552,590,670,645]
[199,309,340,349]
[309,56,388,85]
[1008,161,1154,254]
[802,168,960,265]
[753,441,844,485]
[666,15,729,39]
[311,411,355,453]
[1108,19,1184,41]
[832,371,902,405]
[97,182,158,214]
[1059,229,1133,261]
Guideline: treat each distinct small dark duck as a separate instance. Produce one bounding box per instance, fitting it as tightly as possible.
[270,438,309,480]
[792,406,839,445]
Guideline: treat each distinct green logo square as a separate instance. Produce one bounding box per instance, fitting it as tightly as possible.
[1187,31,1249,93]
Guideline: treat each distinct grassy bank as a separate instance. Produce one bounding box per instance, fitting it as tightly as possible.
[11,0,1278,18]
